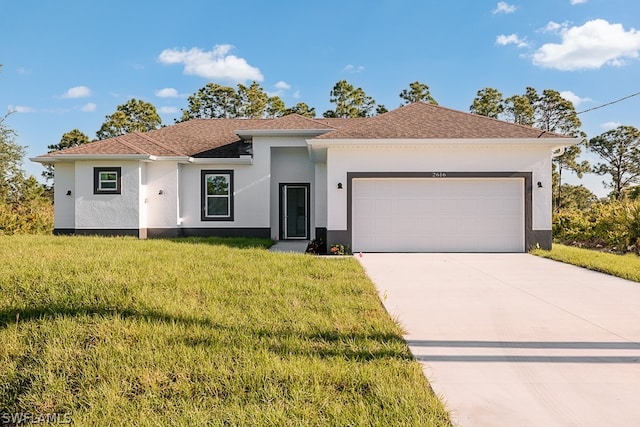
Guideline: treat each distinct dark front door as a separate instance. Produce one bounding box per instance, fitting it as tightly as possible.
[281,184,309,239]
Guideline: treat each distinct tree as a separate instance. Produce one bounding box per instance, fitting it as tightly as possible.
[557,184,598,210]
[589,125,640,200]
[399,81,437,105]
[42,129,91,182]
[0,112,24,204]
[265,96,286,118]
[97,99,161,140]
[376,104,388,115]
[284,102,316,118]
[502,87,588,210]
[0,111,53,233]
[236,81,269,118]
[180,83,238,121]
[470,87,504,118]
[323,80,375,118]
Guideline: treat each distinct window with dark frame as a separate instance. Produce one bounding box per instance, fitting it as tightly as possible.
[201,170,234,221]
[93,167,122,194]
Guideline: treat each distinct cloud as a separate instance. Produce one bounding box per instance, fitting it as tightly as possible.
[61,86,91,99]
[496,34,529,48]
[570,0,587,4]
[532,19,640,70]
[155,88,179,98]
[492,1,516,14]
[81,102,96,112]
[601,121,621,130]
[343,64,365,73]
[158,106,179,114]
[274,81,291,90]
[16,67,31,75]
[8,105,34,113]
[158,45,263,83]
[559,91,592,107]
[293,90,300,99]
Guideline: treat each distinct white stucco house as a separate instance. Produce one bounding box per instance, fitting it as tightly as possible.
[32,102,577,252]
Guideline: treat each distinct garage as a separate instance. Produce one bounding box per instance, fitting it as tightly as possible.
[352,178,525,252]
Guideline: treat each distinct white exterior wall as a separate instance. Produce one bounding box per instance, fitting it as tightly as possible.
[74,160,141,229]
[53,163,75,229]
[146,161,179,228]
[270,146,316,238]
[326,144,552,232]
[314,163,327,228]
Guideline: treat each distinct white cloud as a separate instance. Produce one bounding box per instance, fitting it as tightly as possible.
[496,34,529,48]
[570,0,587,4]
[8,104,34,113]
[155,88,179,98]
[493,1,516,14]
[343,64,365,73]
[601,121,621,130]
[16,67,31,75]
[61,86,91,99]
[81,102,96,112]
[532,19,640,70]
[293,90,300,99]
[274,81,291,90]
[559,91,592,107]
[542,21,568,34]
[158,106,179,114]
[158,45,263,83]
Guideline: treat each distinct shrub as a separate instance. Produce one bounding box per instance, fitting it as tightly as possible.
[553,200,640,253]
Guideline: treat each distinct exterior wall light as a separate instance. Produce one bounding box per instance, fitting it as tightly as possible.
[66,190,72,196]
[337,183,343,189]
[537,181,543,188]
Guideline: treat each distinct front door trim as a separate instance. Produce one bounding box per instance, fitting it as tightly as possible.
[279,183,310,240]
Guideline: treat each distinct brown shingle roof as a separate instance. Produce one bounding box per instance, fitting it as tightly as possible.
[314,102,569,140]
[40,104,569,159]
[42,114,361,158]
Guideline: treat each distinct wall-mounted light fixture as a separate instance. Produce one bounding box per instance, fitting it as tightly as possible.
[537,181,543,188]
[337,183,343,189]
[66,190,72,196]
[158,189,164,195]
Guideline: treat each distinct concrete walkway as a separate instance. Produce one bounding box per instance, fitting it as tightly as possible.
[357,253,640,427]
[268,240,309,253]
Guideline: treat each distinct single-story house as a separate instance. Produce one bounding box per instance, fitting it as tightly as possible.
[31,102,577,252]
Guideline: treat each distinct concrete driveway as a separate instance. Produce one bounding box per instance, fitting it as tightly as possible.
[357,253,640,427]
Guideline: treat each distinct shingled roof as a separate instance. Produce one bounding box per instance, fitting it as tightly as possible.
[313,102,568,140]
[37,103,569,160]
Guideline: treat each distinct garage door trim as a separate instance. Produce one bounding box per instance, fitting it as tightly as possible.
[345,171,535,252]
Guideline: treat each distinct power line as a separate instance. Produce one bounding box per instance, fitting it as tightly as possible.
[577,91,640,115]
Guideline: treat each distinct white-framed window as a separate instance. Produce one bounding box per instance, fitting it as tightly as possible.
[94,167,121,194]
[201,170,233,221]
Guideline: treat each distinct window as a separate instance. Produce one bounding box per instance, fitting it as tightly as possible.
[201,170,234,221]
[94,167,122,194]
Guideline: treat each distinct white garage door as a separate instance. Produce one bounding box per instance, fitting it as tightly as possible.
[352,178,524,252]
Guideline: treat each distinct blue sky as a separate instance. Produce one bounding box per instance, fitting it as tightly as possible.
[2,0,640,197]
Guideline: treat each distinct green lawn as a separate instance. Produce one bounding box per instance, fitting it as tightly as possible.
[0,235,450,426]
[531,243,640,282]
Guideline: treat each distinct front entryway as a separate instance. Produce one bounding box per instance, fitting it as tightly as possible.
[280,183,310,240]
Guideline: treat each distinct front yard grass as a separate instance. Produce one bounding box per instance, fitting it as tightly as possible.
[531,243,640,282]
[0,235,450,426]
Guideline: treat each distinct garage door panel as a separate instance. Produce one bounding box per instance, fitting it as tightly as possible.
[352,178,524,252]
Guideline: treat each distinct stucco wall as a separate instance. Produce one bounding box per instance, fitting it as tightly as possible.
[146,161,179,228]
[326,144,553,232]
[74,160,141,229]
[270,146,316,239]
[53,163,75,229]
